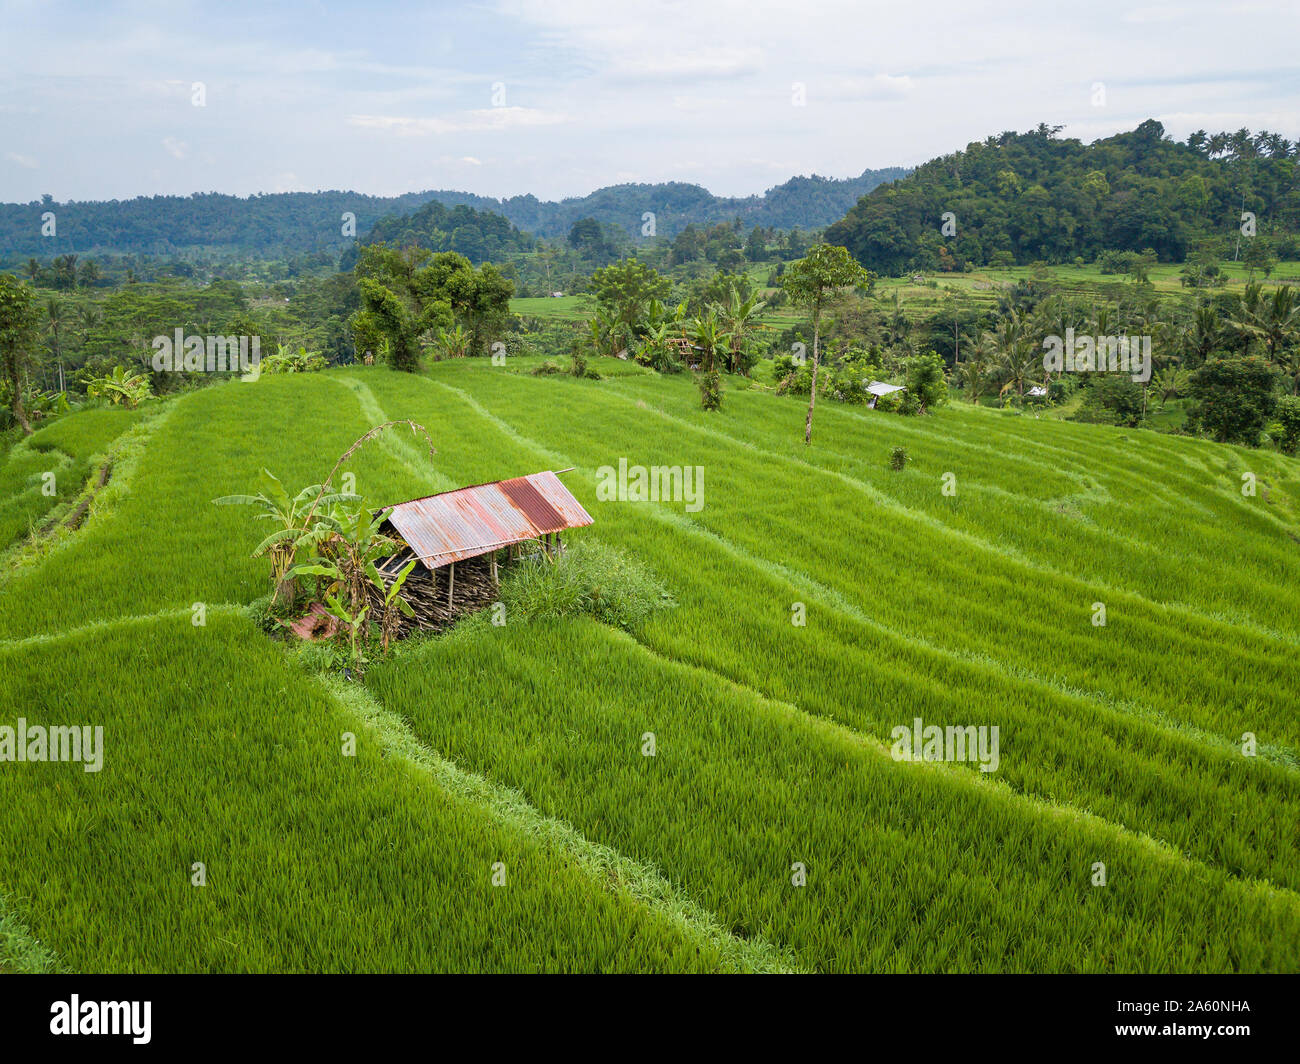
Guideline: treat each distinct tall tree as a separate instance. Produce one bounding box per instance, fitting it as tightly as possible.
[0,274,41,433]
[587,259,670,355]
[783,243,872,444]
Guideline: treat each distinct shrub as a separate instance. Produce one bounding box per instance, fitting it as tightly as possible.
[699,369,723,411]
[1276,395,1300,455]
[247,594,282,634]
[260,345,327,374]
[1075,376,1145,427]
[889,445,908,471]
[903,352,948,413]
[1189,356,1277,446]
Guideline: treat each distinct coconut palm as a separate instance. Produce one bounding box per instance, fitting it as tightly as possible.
[1188,304,1223,367]
[963,333,997,403]
[991,310,1036,398]
[1257,285,1299,362]
[76,303,102,346]
[44,297,66,393]
[1227,281,1267,353]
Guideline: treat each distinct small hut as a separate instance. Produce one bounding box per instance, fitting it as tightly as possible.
[666,335,704,370]
[865,380,906,409]
[369,471,593,634]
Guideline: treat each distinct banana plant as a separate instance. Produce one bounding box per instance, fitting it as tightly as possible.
[368,558,418,651]
[213,469,360,605]
[86,364,152,409]
[324,593,369,678]
[430,324,472,360]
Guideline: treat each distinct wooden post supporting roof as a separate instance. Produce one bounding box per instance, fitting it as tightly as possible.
[447,561,455,608]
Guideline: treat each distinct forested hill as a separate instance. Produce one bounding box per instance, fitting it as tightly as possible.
[824,120,1300,274]
[0,190,435,258]
[0,167,907,259]
[340,198,536,266]
[418,168,909,239]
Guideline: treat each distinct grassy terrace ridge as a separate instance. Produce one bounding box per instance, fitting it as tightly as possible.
[2,362,1298,971]
[0,613,764,973]
[509,259,1300,324]
[0,407,142,551]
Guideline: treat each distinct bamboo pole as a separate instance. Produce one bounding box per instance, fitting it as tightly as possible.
[447,561,455,608]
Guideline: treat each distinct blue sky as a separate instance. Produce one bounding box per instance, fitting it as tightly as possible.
[2,0,1297,203]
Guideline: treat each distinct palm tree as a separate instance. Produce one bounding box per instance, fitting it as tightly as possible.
[964,333,997,403]
[690,311,726,411]
[992,310,1036,398]
[1188,304,1222,367]
[1152,365,1190,407]
[1257,285,1299,362]
[44,297,65,393]
[884,292,909,348]
[1227,281,1267,354]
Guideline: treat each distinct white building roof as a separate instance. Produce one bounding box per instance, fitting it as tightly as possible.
[865,381,906,397]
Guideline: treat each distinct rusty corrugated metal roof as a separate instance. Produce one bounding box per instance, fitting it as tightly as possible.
[378,471,593,569]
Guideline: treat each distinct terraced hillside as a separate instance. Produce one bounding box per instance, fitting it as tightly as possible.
[2,362,1298,972]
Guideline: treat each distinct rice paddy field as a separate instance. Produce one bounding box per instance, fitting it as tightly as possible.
[2,358,1298,973]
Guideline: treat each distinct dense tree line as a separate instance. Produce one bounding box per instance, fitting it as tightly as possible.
[0,168,908,262]
[0,191,435,257]
[344,199,537,269]
[406,169,908,240]
[825,121,1300,274]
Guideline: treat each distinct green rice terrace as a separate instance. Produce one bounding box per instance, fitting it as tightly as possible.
[2,359,1299,973]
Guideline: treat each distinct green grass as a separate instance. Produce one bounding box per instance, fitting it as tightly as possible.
[2,361,1298,972]
[867,260,1300,315]
[511,294,592,321]
[0,407,141,550]
[0,612,753,972]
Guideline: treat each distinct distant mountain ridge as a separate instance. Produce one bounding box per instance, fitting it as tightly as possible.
[0,168,908,258]
[418,168,910,239]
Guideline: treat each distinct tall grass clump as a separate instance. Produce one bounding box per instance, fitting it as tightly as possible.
[498,539,673,631]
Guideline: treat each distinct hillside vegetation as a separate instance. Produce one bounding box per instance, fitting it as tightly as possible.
[827,121,1300,273]
[0,168,907,261]
[2,363,1298,972]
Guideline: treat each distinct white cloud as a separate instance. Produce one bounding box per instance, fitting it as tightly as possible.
[271,172,306,192]
[5,152,38,169]
[346,107,568,135]
[822,74,915,101]
[0,0,1297,202]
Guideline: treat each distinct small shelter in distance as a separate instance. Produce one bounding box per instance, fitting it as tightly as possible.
[369,470,593,634]
[865,380,907,409]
